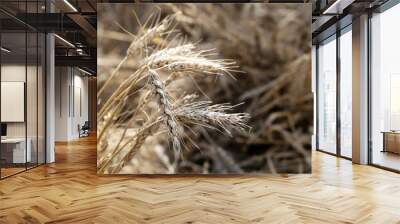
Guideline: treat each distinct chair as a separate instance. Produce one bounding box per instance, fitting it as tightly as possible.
[79,121,90,138]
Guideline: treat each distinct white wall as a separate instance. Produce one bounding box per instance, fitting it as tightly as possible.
[1,65,26,136]
[72,73,89,138]
[1,65,33,138]
[54,67,89,141]
[55,67,69,141]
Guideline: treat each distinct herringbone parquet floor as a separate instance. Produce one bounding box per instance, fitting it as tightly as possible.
[1,136,400,224]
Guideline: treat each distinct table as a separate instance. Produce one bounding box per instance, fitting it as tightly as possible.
[382,131,400,154]
[1,138,31,163]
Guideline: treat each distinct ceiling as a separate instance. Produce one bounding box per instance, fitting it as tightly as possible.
[0,0,97,74]
[312,0,390,43]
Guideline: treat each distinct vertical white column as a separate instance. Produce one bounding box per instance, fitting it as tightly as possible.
[46,1,55,163]
[352,14,369,164]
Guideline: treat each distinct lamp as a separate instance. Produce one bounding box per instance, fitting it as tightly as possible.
[78,67,93,76]
[54,34,75,48]
[1,47,11,53]
[63,0,78,12]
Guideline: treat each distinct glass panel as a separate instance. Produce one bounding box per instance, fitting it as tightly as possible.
[27,31,38,169]
[1,30,27,177]
[317,36,337,154]
[371,4,400,171]
[26,0,39,169]
[339,27,352,158]
[0,1,46,179]
[38,32,45,165]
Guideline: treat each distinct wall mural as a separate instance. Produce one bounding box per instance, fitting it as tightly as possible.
[97,3,312,174]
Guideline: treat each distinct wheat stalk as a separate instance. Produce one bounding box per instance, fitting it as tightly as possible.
[99,4,312,174]
[98,8,251,174]
[98,13,174,97]
[175,101,250,136]
[108,117,163,174]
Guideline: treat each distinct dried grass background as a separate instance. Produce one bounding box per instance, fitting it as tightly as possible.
[98,3,312,174]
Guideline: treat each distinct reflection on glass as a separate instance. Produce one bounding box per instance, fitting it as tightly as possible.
[38,33,46,165]
[1,31,27,177]
[27,31,38,169]
[340,27,352,158]
[318,36,337,154]
[0,1,47,179]
[371,3,400,171]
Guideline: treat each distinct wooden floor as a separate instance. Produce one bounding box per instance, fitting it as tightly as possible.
[373,150,400,171]
[1,163,43,178]
[1,167,26,178]
[1,136,400,223]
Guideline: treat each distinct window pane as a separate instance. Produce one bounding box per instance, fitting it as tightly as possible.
[340,28,352,158]
[371,3,400,171]
[318,36,337,154]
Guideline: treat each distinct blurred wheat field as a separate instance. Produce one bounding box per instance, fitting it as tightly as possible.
[97,3,312,174]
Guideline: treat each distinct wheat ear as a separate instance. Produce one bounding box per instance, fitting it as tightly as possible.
[175,101,250,136]
[126,14,174,57]
[148,68,182,159]
[145,45,240,78]
[98,14,173,97]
